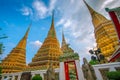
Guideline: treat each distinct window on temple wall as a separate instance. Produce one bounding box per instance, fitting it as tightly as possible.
[15,76,18,80]
[4,76,7,79]
[99,68,109,80]
[9,76,12,80]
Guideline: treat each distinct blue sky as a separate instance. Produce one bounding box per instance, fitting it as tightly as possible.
[0,0,120,65]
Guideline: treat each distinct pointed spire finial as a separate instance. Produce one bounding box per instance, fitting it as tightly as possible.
[51,10,54,28]
[62,28,66,46]
[52,10,54,21]
[61,29,68,51]
[47,10,56,38]
[24,22,31,38]
[16,23,31,49]
[61,29,74,53]
[83,0,107,26]
[83,0,95,15]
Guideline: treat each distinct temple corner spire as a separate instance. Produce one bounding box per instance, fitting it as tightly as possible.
[62,29,67,47]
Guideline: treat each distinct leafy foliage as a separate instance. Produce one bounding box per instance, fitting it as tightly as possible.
[69,70,77,80]
[106,71,120,80]
[0,67,2,75]
[89,60,99,65]
[0,28,7,55]
[32,75,42,80]
[0,28,8,76]
[0,43,3,55]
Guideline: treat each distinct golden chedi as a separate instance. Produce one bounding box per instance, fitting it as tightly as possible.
[83,0,119,59]
[28,14,62,70]
[0,25,30,73]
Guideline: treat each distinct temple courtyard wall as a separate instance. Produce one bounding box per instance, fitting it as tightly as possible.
[93,62,120,80]
[1,62,120,80]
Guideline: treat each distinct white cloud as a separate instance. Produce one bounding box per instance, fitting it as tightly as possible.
[70,0,74,4]
[19,0,119,64]
[20,0,56,20]
[64,20,72,28]
[101,0,114,9]
[56,19,65,26]
[55,0,118,63]
[32,0,56,19]
[30,40,42,47]
[20,6,33,16]
[32,0,48,18]
[55,0,97,62]
[96,0,120,19]
[49,0,57,12]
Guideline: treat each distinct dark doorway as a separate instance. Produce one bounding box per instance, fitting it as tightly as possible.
[20,72,31,80]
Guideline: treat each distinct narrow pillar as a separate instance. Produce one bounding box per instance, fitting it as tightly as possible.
[40,73,44,80]
[75,60,85,80]
[18,74,21,80]
[1,75,4,80]
[59,62,65,80]
[32,73,35,78]
[93,67,103,80]
[12,75,15,80]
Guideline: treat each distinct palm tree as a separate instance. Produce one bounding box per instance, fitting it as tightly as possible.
[0,28,7,77]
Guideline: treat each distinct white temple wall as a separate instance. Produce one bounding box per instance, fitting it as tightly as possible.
[1,72,22,80]
[1,62,120,80]
[59,62,65,80]
[75,60,85,80]
[1,69,59,80]
[93,62,120,80]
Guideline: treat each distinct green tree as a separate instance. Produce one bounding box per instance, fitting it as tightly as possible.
[32,75,42,80]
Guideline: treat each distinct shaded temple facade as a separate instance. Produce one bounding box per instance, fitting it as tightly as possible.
[0,25,30,73]
[60,30,79,62]
[28,14,62,70]
[83,0,119,59]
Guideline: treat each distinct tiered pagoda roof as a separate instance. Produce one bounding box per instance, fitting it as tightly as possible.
[28,14,62,70]
[0,24,31,73]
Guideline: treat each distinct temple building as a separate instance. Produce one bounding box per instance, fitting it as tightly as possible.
[83,0,119,59]
[105,7,120,62]
[28,14,62,70]
[0,25,31,73]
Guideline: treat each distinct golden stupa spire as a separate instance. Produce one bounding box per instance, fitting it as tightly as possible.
[83,0,119,59]
[28,12,62,69]
[16,23,31,49]
[0,23,31,73]
[47,11,56,38]
[83,0,95,15]
[83,0,108,27]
